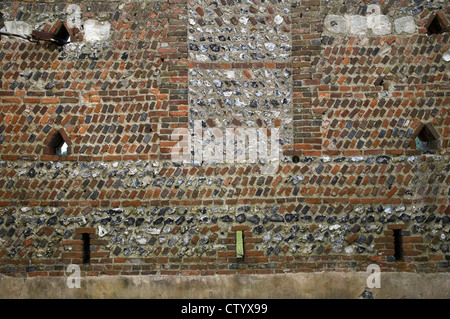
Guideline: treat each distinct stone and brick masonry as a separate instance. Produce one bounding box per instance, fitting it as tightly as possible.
[0,0,448,278]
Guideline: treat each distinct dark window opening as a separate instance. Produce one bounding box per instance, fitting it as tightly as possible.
[427,14,444,35]
[47,131,68,156]
[415,123,439,151]
[82,233,91,264]
[54,23,70,45]
[393,229,403,262]
[292,155,300,164]
[0,12,4,30]
[31,22,71,47]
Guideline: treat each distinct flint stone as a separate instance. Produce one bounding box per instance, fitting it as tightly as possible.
[168,236,179,247]
[7,228,15,237]
[324,15,346,33]
[236,213,246,223]
[253,225,264,234]
[376,155,391,164]
[98,225,107,237]
[285,213,298,222]
[136,237,148,245]
[124,217,135,226]
[110,216,122,226]
[175,216,185,225]
[368,14,391,35]
[414,215,426,223]
[348,15,368,35]
[394,16,416,34]
[273,234,284,242]
[5,216,15,227]
[248,215,260,224]
[4,21,32,37]
[221,215,233,222]
[47,216,57,226]
[84,19,111,42]
[136,218,145,226]
[269,214,284,222]
[444,50,450,62]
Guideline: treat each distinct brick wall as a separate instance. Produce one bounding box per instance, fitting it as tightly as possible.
[0,0,448,277]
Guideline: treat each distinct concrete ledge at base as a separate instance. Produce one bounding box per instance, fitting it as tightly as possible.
[0,272,448,299]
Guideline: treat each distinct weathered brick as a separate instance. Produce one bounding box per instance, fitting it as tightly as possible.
[0,0,447,281]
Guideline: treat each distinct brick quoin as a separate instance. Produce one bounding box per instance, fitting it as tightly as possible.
[0,0,448,279]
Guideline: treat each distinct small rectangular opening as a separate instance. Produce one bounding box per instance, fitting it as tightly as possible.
[393,229,403,261]
[236,231,244,261]
[82,233,91,264]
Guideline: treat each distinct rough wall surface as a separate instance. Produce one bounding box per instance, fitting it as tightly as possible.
[1,273,449,299]
[0,0,449,280]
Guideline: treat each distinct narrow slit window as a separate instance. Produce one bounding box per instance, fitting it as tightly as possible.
[0,12,4,30]
[82,233,91,264]
[236,231,244,261]
[393,229,403,262]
